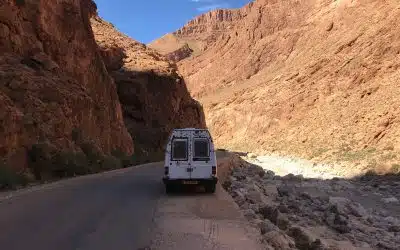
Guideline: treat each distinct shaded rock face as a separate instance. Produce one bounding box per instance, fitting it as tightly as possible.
[91,17,206,154]
[0,0,133,169]
[165,44,193,63]
[176,0,400,162]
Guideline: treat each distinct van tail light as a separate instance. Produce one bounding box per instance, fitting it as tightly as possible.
[164,167,169,176]
[212,166,216,175]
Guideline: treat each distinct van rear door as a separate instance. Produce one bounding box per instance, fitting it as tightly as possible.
[190,137,213,179]
[169,137,191,179]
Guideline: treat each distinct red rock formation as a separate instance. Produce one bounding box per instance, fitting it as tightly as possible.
[0,0,133,169]
[148,7,251,60]
[91,17,206,154]
[174,8,247,38]
[175,0,400,168]
[165,44,193,63]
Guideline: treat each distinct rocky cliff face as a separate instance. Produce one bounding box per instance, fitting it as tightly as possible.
[174,8,247,40]
[165,43,193,63]
[0,0,133,170]
[91,17,206,154]
[148,7,251,60]
[177,0,400,170]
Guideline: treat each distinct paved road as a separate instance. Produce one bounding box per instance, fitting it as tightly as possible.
[0,161,263,250]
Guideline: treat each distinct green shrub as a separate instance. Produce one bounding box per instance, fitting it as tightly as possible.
[28,141,101,180]
[112,149,137,168]
[120,154,137,168]
[99,155,122,171]
[364,169,378,176]
[26,137,146,182]
[71,127,83,143]
[0,162,28,190]
[48,151,123,179]
[51,151,91,178]
[80,141,102,164]
[27,142,55,180]
[15,0,25,6]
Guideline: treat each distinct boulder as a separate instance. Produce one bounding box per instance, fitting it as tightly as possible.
[382,197,399,203]
[288,226,315,250]
[328,196,351,215]
[259,219,279,235]
[243,209,257,220]
[263,231,296,250]
[247,152,258,158]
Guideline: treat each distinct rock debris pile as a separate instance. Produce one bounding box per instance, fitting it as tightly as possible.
[223,156,400,250]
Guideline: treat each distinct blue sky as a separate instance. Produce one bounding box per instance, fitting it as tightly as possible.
[94,0,253,44]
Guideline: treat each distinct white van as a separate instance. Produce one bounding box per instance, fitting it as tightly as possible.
[162,128,218,193]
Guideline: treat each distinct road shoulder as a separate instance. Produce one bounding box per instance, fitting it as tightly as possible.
[150,184,264,250]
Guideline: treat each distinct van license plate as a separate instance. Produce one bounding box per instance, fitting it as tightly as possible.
[183,181,198,185]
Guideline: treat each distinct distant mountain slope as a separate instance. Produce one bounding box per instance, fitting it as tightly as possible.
[148,7,251,61]
[175,0,400,170]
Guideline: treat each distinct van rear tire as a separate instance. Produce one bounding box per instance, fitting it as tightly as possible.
[205,183,216,194]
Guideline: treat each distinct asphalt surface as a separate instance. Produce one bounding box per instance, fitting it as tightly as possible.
[0,161,263,250]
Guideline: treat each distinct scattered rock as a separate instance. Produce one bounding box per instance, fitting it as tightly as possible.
[277,185,293,197]
[309,238,327,250]
[277,213,290,230]
[300,191,312,200]
[243,209,257,220]
[324,213,351,234]
[232,190,246,206]
[329,197,350,212]
[376,241,397,250]
[388,225,400,232]
[382,197,399,203]
[282,173,295,180]
[247,163,266,178]
[247,152,258,159]
[264,170,275,179]
[232,170,246,181]
[288,226,315,250]
[278,204,289,213]
[224,156,400,249]
[259,219,279,235]
[259,205,277,221]
[349,203,367,218]
[263,231,296,250]
[245,185,268,204]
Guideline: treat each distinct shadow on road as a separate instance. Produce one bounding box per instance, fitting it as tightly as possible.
[163,184,215,197]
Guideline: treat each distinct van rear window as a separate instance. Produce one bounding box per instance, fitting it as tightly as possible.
[172,139,188,160]
[193,138,209,161]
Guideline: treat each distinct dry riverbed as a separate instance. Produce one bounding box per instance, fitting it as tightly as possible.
[222,154,400,250]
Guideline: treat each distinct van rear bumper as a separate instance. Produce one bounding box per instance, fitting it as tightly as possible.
[163,177,218,185]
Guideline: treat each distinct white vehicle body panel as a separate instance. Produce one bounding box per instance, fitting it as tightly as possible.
[164,128,217,180]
